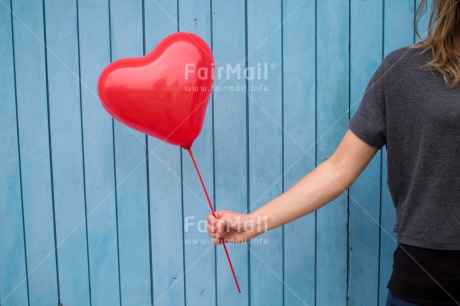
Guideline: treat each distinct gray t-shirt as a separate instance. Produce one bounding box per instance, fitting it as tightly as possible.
[349,46,460,250]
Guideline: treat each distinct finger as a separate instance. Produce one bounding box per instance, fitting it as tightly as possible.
[215,230,224,239]
[216,217,227,234]
[206,223,216,233]
[206,214,215,225]
[208,231,217,238]
[214,210,227,219]
[212,238,221,245]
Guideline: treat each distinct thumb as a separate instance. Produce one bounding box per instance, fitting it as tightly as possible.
[214,210,233,237]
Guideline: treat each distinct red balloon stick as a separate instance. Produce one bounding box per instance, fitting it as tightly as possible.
[186,148,241,294]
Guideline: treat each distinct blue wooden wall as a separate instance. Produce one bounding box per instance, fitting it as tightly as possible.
[0,0,430,305]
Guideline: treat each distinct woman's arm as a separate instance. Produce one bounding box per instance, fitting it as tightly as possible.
[207,129,379,244]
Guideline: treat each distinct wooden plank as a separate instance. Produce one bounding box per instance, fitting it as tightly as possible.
[78,0,121,305]
[0,2,434,304]
[315,0,349,305]
[10,0,60,305]
[11,0,59,304]
[211,0,249,305]
[109,0,152,304]
[178,1,217,305]
[247,0,283,304]
[348,1,383,305]
[0,1,29,305]
[380,1,415,304]
[143,1,185,306]
[282,0,316,305]
[43,1,90,304]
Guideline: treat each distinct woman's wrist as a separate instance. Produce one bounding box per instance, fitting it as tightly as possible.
[245,210,277,237]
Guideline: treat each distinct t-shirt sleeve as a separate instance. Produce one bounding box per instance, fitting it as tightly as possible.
[349,60,387,149]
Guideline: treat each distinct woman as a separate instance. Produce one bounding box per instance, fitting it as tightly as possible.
[206,0,460,305]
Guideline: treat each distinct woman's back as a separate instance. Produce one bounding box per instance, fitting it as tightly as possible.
[350,46,460,251]
[350,44,460,305]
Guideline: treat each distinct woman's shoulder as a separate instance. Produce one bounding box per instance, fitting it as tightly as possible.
[383,45,416,64]
[382,44,430,69]
[378,44,432,83]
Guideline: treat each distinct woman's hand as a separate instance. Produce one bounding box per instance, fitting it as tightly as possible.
[206,210,263,244]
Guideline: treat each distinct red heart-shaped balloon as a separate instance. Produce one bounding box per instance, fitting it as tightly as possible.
[98,32,214,149]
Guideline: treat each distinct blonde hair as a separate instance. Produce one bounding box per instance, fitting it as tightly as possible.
[414,0,460,87]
